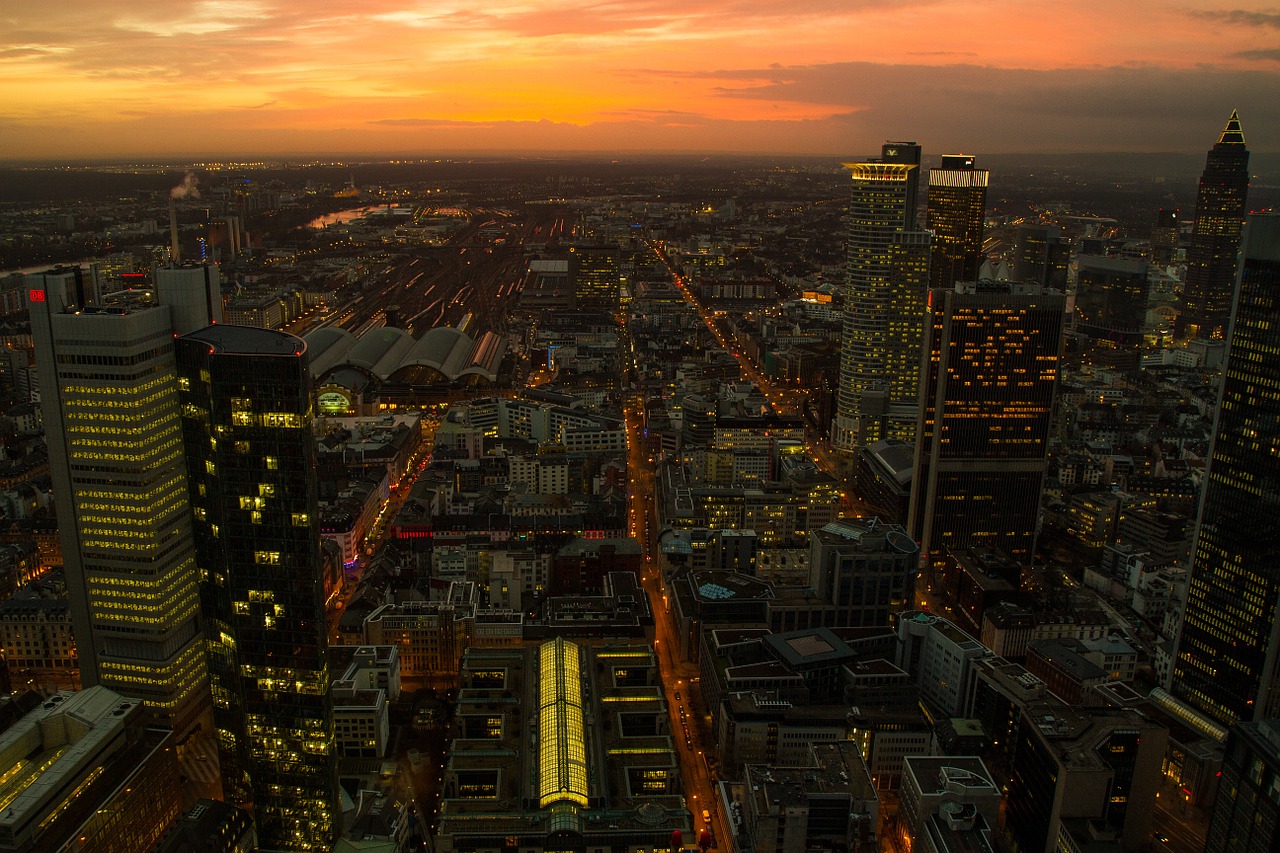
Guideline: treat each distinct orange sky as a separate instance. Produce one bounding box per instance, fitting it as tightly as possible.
[2,0,1277,159]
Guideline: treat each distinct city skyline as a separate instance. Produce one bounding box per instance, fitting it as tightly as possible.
[3,1,1280,160]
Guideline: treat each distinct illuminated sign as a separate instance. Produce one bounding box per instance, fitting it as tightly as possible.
[28,289,45,302]
[317,390,350,414]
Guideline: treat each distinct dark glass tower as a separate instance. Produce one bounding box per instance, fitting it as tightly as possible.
[1207,720,1280,853]
[1011,224,1069,290]
[909,281,1065,574]
[1172,214,1280,728]
[177,326,338,852]
[1074,255,1151,372]
[926,154,988,290]
[1177,111,1250,340]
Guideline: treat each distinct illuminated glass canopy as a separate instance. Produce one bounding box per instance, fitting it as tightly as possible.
[538,638,589,808]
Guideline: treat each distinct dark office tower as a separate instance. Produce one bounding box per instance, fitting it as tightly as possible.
[27,265,217,738]
[1178,111,1250,340]
[926,155,989,290]
[1151,208,1180,266]
[1206,720,1280,853]
[568,243,621,310]
[177,326,338,852]
[1074,255,1151,372]
[835,141,932,451]
[1011,224,1069,290]
[1171,214,1280,728]
[909,281,1064,576]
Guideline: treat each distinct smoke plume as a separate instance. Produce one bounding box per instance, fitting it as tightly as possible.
[170,171,200,200]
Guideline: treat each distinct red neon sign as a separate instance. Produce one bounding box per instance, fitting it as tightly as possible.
[28,289,45,303]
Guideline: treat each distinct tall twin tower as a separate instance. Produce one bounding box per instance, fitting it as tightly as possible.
[833,145,991,450]
[834,143,1066,574]
[27,266,338,852]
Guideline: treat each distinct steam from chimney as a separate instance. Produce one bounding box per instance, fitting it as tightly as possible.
[170,171,200,200]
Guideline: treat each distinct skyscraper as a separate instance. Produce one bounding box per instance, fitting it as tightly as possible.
[1074,255,1151,372]
[909,281,1064,575]
[926,154,989,290]
[835,141,932,451]
[1011,224,1069,291]
[177,325,338,852]
[568,243,621,310]
[1151,208,1181,267]
[1177,111,1250,340]
[1171,213,1280,728]
[28,265,217,737]
[1206,719,1280,853]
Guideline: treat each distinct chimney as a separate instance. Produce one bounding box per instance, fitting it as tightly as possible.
[169,200,181,263]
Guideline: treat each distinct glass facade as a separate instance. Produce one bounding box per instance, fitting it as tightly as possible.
[836,144,933,451]
[1173,214,1280,727]
[910,283,1064,571]
[1178,111,1250,340]
[28,272,209,737]
[926,156,988,292]
[1074,256,1151,371]
[538,637,589,808]
[178,326,338,852]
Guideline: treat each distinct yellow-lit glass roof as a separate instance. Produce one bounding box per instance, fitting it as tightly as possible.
[538,638,588,808]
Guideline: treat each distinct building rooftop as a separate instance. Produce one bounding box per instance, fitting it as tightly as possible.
[184,323,305,357]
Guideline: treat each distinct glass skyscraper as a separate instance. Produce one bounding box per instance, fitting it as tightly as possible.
[835,142,932,451]
[1177,111,1250,340]
[926,154,989,291]
[28,265,214,737]
[909,281,1065,574]
[177,325,338,852]
[1172,213,1280,728]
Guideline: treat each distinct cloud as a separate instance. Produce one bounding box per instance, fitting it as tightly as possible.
[1188,8,1280,28]
[369,117,500,129]
[1234,47,1280,60]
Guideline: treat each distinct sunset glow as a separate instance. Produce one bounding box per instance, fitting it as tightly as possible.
[3,0,1278,158]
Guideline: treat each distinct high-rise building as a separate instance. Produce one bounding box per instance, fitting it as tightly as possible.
[1177,111,1250,340]
[568,243,621,310]
[1151,208,1181,266]
[926,155,989,290]
[807,517,919,628]
[177,326,338,852]
[1171,214,1280,728]
[1010,224,1069,290]
[0,687,183,852]
[1206,719,1280,853]
[835,142,932,450]
[27,265,217,737]
[1074,255,1151,372]
[909,281,1064,575]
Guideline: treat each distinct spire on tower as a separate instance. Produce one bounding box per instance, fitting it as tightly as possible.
[1218,110,1246,146]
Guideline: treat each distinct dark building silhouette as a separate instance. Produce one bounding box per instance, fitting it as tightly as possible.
[177,325,339,852]
[1177,111,1250,340]
[1172,214,1280,727]
[1151,207,1180,266]
[926,154,988,290]
[1074,255,1151,371]
[1011,224,1069,290]
[909,281,1064,576]
[1206,719,1280,853]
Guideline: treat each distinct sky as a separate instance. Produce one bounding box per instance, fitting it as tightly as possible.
[2,0,1279,160]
